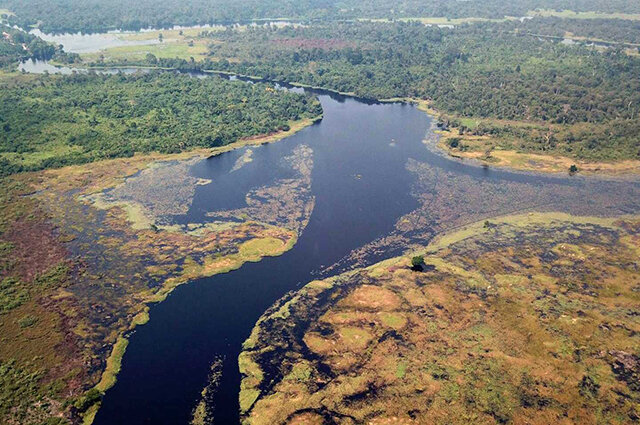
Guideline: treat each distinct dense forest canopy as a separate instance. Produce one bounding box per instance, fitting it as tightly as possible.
[0,72,322,176]
[201,21,640,120]
[170,20,639,160]
[1,0,640,34]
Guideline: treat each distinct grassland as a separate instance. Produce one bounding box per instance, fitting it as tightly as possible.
[82,29,213,63]
[239,212,640,424]
[530,9,640,21]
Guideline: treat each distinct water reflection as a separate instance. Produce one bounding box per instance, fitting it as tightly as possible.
[29,28,162,53]
[28,21,300,53]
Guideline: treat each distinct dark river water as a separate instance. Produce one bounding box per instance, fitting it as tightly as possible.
[93,88,435,424]
[19,63,640,424]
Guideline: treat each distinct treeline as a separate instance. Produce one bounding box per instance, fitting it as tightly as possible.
[193,21,640,160]
[1,0,640,34]
[0,72,322,176]
[331,0,640,19]
[0,0,331,34]
[0,25,76,68]
[511,16,640,45]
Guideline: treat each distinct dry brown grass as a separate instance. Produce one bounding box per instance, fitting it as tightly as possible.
[240,213,640,425]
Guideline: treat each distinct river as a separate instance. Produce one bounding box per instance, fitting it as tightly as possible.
[19,63,640,424]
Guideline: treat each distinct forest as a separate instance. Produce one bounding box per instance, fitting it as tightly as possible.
[180,20,639,161]
[1,0,640,34]
[0,72,322,176]
[506,17,640,45]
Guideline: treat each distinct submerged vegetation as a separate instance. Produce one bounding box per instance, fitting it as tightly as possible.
[0,72,322,176]
[239,213,640,424]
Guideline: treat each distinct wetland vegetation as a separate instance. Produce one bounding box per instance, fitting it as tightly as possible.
[239,213,640,424]
[0,137,318,424]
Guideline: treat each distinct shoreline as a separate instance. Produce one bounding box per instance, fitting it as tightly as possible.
[390,97,640,178]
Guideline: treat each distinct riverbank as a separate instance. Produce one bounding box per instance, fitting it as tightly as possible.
[394,98,640,177]
[82,114,320,418]
[30,57,637,178]
[433,121,640,176]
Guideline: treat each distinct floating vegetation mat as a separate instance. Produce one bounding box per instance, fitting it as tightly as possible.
[208,145,315,235]
[239,213,640,425]
[0,143,316,424]
[327,158,640,272]
[89,157,211,226]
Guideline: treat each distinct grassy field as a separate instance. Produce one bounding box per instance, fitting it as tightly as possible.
[84,40,209,62]
[530,9,640,21]
[81,29,213,62]
[81,26,245,63]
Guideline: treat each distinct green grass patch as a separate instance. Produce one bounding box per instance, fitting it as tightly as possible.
[239,237,286,259]
[17,315,38,328]
[239,388,260,413]
[95,337,129,392]
[84,40,209,63]
[379,312,407,329]
[395,361,408,379]
[530,9,640,21]
[0,277,29,313]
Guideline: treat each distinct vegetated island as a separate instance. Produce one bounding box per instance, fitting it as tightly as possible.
[237,212,640,424]
[0,70,322,424]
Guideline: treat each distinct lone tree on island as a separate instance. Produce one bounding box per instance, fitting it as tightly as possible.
[411,255,425,271]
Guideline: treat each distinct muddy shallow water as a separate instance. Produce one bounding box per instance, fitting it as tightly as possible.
[20,64,640,423]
